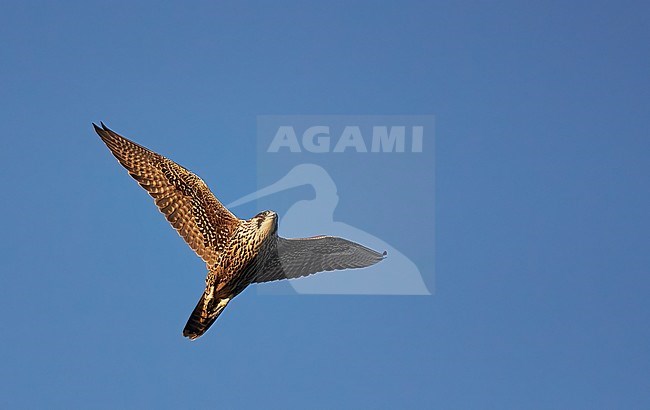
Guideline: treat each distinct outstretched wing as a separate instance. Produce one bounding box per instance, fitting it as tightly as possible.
[253,236,386,283]
[94,122,238,266]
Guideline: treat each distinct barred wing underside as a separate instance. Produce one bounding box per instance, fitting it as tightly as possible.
[94,123,238,266]
[254,236,386,283]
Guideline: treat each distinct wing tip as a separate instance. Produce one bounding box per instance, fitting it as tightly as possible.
[92,121,114,136]
[373,249,387,264]
[91,121,109,129]
[92,121,111,139]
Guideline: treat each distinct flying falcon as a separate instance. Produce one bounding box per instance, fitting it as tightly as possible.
[93,123,386,340]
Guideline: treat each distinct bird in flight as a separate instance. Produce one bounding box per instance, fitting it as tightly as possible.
[93,123,386,340]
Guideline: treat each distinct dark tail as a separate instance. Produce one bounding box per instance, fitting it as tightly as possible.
[182,293,231,340]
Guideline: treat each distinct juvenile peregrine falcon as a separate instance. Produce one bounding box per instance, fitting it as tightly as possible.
[93,123,386,340]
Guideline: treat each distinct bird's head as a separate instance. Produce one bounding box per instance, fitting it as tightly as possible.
[253,210,278,235]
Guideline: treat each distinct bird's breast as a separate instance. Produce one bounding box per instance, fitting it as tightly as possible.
[215,222,276,289]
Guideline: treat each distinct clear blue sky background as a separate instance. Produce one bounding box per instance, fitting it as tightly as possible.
[1,1,649,408]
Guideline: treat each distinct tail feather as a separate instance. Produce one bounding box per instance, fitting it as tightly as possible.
[183,294,231,340]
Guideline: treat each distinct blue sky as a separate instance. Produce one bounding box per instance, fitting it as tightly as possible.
[1,1,649,408]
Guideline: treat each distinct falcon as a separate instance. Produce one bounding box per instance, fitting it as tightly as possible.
[93,123,386,340]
